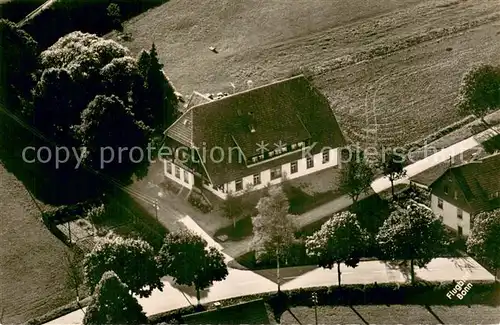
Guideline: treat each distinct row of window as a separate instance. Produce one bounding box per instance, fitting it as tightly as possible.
[437,198,463,219]
[166,162,189,184]
[250,142,307,164]
[235,152,331,191]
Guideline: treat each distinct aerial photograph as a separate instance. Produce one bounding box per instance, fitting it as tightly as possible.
[1,0,499,324]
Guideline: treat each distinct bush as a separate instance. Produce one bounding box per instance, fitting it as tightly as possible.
[188,193,212,213]
[42,199,102,225]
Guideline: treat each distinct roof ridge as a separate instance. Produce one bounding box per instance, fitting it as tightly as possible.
[187,74,306,111]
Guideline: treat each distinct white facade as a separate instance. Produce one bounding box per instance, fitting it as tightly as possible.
[201,148,339,199]
[431,194,472,236]
[162,158,194,190]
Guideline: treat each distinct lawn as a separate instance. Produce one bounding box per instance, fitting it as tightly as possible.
[116,0,500,149]
[0,164,76,323]
[281,305,500,324]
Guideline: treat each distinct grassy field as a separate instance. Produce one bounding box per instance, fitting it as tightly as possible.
[116,0,500,148]
[0,164,76,323]
[281,305,500,324]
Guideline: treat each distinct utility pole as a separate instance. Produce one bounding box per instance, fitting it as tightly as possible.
[311,292,318,325]
[276,246,281,292]
[154,199,159,221]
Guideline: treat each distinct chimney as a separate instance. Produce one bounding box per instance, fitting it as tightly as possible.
[247,112,255,133]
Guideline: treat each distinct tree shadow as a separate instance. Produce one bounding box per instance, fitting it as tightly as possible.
[164,277,209,301]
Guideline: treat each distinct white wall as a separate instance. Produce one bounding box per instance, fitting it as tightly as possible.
[226,148,339,196]
[162,159,194,190]
[165,148,340,199]
[431,194,471,236]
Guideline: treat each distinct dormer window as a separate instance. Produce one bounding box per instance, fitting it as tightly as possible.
[274,149,280,155]
[252,156,258,163]
[282,146,288,153]
[269,151,274,157]
[291,143,297,150]
[298,142,305,148]
[259,154,264,160]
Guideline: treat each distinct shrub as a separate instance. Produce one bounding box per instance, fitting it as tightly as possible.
[188,193,212,213]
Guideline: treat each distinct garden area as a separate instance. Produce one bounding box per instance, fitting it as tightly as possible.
[233,184,463,272]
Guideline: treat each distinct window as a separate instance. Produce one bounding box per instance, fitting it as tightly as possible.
[457,226,463,237]
[439,215,444,222]
[282,146,288,153]
[438,198,443,209]
[175,166,180,178]
[298,142,305,148]
[457,208,463,219]
[253,173,261,185]
[166,162,172,174]
[235,179,243,191]
[269,151,274,157]
[252,156,258,163]
[290,161,298,174]
[322,150,330,164]
[184,171,189,184]
[444,186,448,195]
[291,143,297,150]
[270,166,282,180]
[306,156,314,169]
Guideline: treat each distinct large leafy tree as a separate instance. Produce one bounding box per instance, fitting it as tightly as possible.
[83,235,163,297]
[0,19,38,113]
[376,202,448,284]
[158,230,228,305]
[83,271,148,325]
[251,186,296,291]
[457,64,500,118]
[467,209,500,282]
[379,150,407,198]
[305,211,368,287]
[340,148,374,204]
[73,94,151,180]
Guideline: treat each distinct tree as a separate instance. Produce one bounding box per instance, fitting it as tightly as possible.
[376,202,448,284]
[379,150,407,198]
[457,64,500,119]
[64,251,84,306]
[251,186,296,291]
[339,148,374,204]
[0,19,38,113]
[158,230,228,305]
[106,3,122,31]
[137,43,178,128]
[73,94,151,181]
[222,191,244,228]
[83,271,148,325]
[83,235,163,297]
[305,211,368,287]
[467,209,500,282]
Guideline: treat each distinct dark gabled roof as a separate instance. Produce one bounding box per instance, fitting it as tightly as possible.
[165,75,345,185]
[431,153,500,214]
[181,299,271,324]
[165,92,213,146]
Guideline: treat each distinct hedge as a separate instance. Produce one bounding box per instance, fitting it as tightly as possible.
[42,198,102,225]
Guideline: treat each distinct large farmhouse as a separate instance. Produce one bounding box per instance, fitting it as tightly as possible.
[161,75,346,200]
[428,153,500,236]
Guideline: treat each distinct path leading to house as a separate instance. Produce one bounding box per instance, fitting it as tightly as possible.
[296,133,491,229]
